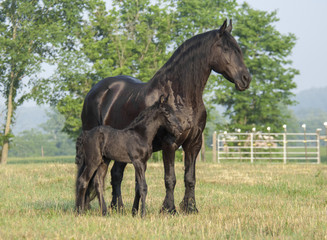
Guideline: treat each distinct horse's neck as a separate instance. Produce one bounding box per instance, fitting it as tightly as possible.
[148,35,212,103]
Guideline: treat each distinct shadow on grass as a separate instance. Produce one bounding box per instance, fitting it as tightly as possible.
[7,156,75,165]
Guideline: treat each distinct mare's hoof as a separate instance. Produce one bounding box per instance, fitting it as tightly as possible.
[159,206,178,215]
[179,198,198,214]
[110,202,125,214]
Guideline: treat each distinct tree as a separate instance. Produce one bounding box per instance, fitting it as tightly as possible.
[211,3,298,132]
[33,0,298,139]
[34,0,176,138]
[0,0,94,164]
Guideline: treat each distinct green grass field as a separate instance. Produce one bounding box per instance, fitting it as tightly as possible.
[1,157,327,239]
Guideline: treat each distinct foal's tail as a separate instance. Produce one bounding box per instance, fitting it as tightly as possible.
[75,131,97,202]
[75,132,86,195]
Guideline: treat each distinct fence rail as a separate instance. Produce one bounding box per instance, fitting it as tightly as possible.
[215,131,321,164]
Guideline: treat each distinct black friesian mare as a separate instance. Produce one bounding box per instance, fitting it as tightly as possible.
[76,96,186,217]
[81,20,251,214]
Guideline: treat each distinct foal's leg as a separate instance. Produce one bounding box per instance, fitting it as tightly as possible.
[110,161,127,212]
[132,160,147,217]
[76,165,98,214]
[84,156,108,210]
[94,162,109,216]
[132,178,141,217]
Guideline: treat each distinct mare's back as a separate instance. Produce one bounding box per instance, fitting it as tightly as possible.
[82,76,146,130]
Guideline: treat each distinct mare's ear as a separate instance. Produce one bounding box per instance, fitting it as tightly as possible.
[226,19,232,33]
[219,19,228,36]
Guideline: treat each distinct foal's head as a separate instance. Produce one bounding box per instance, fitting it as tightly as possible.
[157,95,186,138]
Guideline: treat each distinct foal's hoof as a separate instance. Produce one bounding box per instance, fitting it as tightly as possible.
[101,209,108,216]
[179,198,199,214]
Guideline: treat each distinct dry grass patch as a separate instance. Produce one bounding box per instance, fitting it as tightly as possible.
[0,159,327,239]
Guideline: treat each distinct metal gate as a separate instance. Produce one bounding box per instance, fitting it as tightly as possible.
[216,131,321,164]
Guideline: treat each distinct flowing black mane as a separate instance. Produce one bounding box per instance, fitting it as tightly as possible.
[151,30,216,82]
[164,30,216,68]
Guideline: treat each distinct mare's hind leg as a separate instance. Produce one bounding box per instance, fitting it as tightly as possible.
[110,161,127,212]
[132,160,147,217]
[76,165,98,214]
[94,162,109,216]
[180,129,202,214]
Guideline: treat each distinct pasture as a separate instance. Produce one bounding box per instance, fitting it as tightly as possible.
[1,156,327,239]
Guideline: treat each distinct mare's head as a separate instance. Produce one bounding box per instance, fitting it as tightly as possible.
[210,19,251,91]
[157,95,188,138]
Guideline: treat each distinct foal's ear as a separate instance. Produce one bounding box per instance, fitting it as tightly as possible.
[159,94,169,104]
[159,95,165,104]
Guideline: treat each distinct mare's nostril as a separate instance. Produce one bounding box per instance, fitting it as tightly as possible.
[242,75,248,82]
[242,74,251,85]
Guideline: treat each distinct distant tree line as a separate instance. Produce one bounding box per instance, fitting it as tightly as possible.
[0,0,298,162]
[9,109,75,157]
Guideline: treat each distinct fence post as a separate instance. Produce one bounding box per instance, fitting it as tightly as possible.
[316,129,321,164]
[250,133,254,163]
[216,132,220,163]
[201,133,206,162]
[283,132,287,164]
[212,131,217,163]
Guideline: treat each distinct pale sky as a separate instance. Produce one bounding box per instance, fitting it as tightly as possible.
[237,0,327,92]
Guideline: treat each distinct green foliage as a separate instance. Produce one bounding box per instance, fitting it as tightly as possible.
[0,0,91,104]
[0,0,95,161]
[172,0,237,45]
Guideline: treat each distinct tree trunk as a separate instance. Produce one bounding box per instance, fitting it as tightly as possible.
[1,79,14,165]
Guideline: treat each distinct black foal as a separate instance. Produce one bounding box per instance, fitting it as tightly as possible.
[75,95,187,217]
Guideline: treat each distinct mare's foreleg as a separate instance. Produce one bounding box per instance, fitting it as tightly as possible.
[110,161,126,212]
[180,130,202,214]
[160,145,177,214]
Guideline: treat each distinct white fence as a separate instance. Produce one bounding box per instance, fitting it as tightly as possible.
[214,131,322,164]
